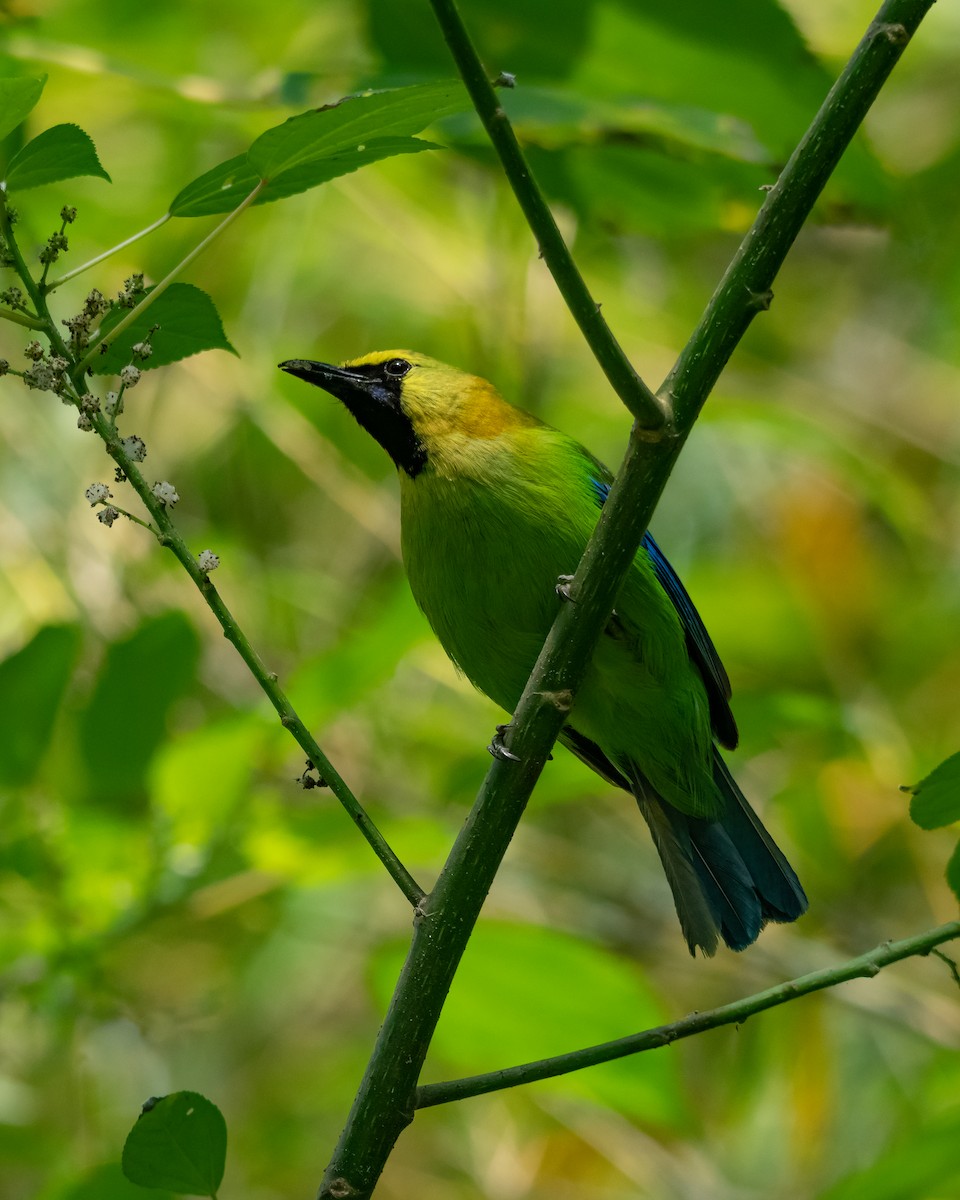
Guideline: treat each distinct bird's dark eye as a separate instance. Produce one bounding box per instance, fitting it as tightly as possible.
[383,358,411,379]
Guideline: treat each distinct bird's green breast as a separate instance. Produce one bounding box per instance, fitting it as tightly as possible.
[399,431,597,711]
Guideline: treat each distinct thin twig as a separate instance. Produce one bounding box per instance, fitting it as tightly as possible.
[416,921,960,1106]
[931,947,960,989]
[428,0,664,431]
[74,182,266,376]
[45,212,172,292]
[0,304,45,329]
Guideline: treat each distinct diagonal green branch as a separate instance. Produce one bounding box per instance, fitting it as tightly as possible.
[428,0,664,431]
[0,196,425,911]
[416,920,960,1107]
[318,1,936,1196]
[45,212,172,293]
[104,453,426,909]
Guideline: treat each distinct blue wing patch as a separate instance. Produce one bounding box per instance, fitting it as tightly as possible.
[589,474,739,750]
[590,476,611,506]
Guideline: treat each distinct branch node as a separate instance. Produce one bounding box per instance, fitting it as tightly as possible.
[876,21,909,44]
[280,714,297,729]
[327,1177,362,1199]
[747,287,775,312]
[540,689,574,713]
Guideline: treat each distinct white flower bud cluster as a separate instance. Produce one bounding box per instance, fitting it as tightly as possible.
[151,480,179,508]
[20,341,70,397]
[84,482,112,506]
[121,435,147,462]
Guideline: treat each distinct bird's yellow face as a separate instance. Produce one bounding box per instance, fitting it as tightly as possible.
[278,350,539,477]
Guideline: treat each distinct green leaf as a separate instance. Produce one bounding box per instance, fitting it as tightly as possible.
[168,83,466,217]
[91,283,236,375]
[0,624,80,787]
[0,75,47,143]
[5,123,110,191]
[906,752,960,829]
[78,611,200,808]
[122,1092,226,1197]
[170,136,438,218]
[248,81,467,178]
[947,841,960,902]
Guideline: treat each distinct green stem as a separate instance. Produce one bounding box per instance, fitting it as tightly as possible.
[318,1,934,1195]
[0,192,425,911]
[0,193,48,318]
[427,0,664,431]
[416,921,960,1106]
[101,501,158,533]
[0,304,45,329]
[99,436,425,909]
[44,212,171,293]
[74,183,265,376]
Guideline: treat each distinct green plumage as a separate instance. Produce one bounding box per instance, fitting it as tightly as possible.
[280,350,807,955]
[400,428,718,821]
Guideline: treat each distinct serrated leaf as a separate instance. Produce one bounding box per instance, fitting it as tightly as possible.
[248,80,467,178]
[90,283,236,375]
[170,136,437,217]
[122,1092,226,1197]
[947,841,960,903]
[906,752,960,830]
[168,153,258,218]
[5,123,110,191]
[0,75,47,143]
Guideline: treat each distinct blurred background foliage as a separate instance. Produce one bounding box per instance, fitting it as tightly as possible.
[1,0,959,1197]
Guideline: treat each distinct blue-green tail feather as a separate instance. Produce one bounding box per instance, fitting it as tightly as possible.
[562,726,806,954]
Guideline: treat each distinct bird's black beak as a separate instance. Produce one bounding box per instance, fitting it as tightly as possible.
[278,358,427,477]
[278,359,371,406]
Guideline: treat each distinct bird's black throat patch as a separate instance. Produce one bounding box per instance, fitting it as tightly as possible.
[279,358,428,478]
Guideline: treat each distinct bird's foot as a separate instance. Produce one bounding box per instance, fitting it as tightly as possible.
[488,723,521,762]
[556,574,575,602]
